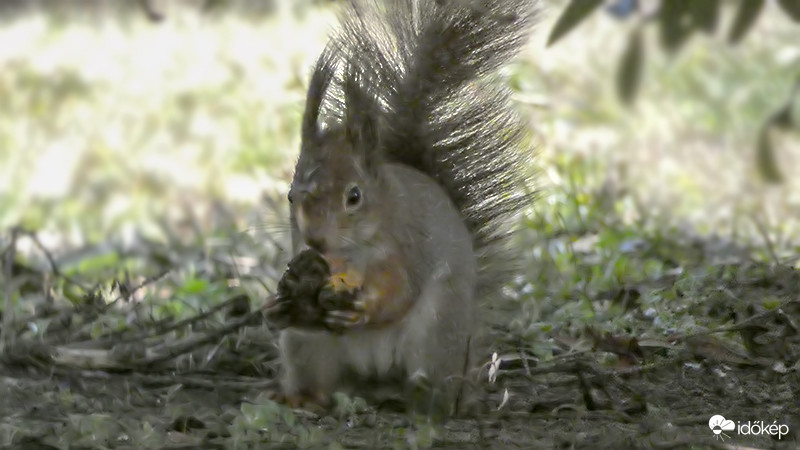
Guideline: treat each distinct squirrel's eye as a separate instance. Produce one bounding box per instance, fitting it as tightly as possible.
[345,185,362,209]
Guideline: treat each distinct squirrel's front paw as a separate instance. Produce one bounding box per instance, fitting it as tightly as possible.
[266,249,330,329]
[266,249,368,331]
[318,283,366,331]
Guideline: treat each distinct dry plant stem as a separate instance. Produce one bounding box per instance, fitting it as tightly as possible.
[47,297,274,371]
[453,335,471,414]
[113,269,170,304]
[499,354,668,391]
[54,368,278,391]
[23,229,91,292]
[137,302,270,367]
[1,228,19,351]
[47,270,172,347]
[115,293,248,345]
[8,229,169,344]
[53,347,132,370]
[501,409,637,425]
[751,213,779,265]
[708,301,792,335]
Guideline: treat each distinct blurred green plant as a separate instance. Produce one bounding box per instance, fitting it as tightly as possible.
[226,393,324,448]
[548,0,800,182]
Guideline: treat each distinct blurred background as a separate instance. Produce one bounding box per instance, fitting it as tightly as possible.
[0,3,799,446]
[0,0,798,306]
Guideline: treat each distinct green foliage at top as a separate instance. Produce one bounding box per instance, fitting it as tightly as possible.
[547,0,800,182]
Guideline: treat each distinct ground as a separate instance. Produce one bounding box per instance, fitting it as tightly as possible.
[1,2,799,449]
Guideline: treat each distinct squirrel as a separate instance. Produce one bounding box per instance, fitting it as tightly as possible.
[266,0,537,414]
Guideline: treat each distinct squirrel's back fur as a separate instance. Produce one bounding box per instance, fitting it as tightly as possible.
[303,0,537,298]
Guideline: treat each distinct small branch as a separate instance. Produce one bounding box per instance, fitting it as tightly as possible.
[139,305,267,367]
[113,269,170,304]
[53,367,277,391]
[28,296,278,372]
[751,214,779,265]
[22,229,91,292]
[123,293,248,344]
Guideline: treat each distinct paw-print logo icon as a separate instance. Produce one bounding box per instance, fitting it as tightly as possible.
[708,415,735,441]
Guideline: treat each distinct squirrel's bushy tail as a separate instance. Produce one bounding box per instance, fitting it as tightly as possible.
[305,0,538,298]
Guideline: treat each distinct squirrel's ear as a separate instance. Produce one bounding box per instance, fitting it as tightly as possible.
[302,44,338,145]
[343,64,380,168]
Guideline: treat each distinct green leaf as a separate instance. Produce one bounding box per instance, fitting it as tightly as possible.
[617,29,644,104]
[547,0,604,47]
[659,0,694,53]
[777,0,800,22]
[762,297,781,310]
[771,78,800,129]
[755,126,783,183]
[73,251,120,274]
[91,321,105,339]
[689,0,720,33]
[771,102,795,129]
[280,407,296,427]
[180,278,208,294]
[728,0,765,44]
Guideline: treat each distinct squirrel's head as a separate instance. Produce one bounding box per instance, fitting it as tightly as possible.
[289,49,384,258]
[289,129,383,257]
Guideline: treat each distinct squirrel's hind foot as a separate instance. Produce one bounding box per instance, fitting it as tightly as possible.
[266,388,331,414]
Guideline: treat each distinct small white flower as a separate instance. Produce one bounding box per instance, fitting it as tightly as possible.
[488,352,500,384]
[497,389,509,411]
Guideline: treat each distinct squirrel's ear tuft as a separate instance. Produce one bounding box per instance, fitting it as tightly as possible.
[302,44,338,145]
[343,63,380,168]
